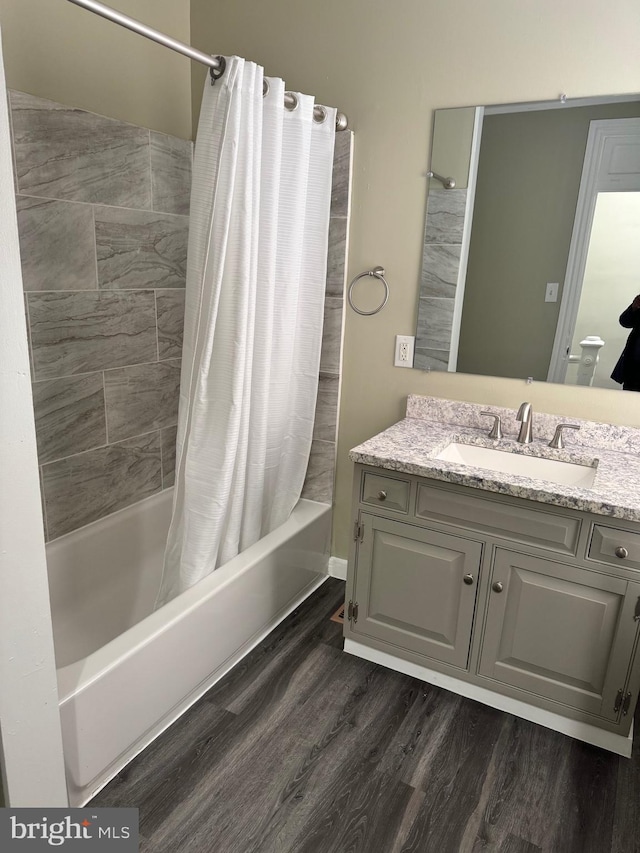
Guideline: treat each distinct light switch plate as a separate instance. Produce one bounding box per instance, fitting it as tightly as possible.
[545,282,559,302]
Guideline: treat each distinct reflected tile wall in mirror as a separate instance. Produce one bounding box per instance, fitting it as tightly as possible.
[415,187,468,371]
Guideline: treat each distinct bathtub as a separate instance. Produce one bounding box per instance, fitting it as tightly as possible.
[46,489,331,806]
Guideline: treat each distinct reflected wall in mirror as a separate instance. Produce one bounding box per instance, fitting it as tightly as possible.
[415,95,640,389]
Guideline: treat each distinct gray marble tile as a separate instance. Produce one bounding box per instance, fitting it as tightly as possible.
[28,290,158,380]
[301,439,335,503]
[150,132,192,216]
[23,292,35,380]
[420,243,461,298]
[104,359,181,444]
[161,425,178,488]
[6,88,18,190]
[313,372,340,442]
[326,216,347,297]
[319,297,343,375]
[424,188,467,244]
[95,206,188,290]
[38,465,49,542]
[42,431,162,539]
[10,90,151,208]
[413,348,451,372]
[331,130,352,217]
[32,373,106,465]
[156,289,186,360]
[16,195,97,291]
[416,297,455,351]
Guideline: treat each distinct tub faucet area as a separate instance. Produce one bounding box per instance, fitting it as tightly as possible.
[516,401,533,443]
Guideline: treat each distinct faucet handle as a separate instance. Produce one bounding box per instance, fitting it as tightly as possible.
[480,411,503,440]
[549,423,580,450]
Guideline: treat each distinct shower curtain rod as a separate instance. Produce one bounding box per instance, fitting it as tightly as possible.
[65,0,349,130]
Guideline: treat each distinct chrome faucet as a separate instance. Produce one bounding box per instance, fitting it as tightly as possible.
[516,402,533,444]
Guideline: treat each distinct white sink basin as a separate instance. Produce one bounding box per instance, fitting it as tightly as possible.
[435,442,597,488]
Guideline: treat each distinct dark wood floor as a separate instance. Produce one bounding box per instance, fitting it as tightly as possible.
[94,578,640,852]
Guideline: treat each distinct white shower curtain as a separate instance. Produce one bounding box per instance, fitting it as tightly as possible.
[157,57,336,605]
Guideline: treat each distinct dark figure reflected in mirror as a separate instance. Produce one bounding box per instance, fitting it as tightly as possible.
[612,295,640,391]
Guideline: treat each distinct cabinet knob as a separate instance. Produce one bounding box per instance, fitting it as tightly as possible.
[377,490,387,501]
[463,573,474,586]
[615,546,629,559]
[492,581,504,593]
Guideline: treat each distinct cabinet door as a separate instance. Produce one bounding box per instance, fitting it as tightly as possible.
[352,514,482,669]
[478,549,640,721]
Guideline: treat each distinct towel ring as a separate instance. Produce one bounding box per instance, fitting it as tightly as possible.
[348,266,389,316]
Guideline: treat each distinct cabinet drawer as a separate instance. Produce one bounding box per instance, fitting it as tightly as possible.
[416,483,581,555]
[588,525,640,572]
[361,472,410,513]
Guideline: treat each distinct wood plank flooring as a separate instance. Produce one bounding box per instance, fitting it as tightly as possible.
[93,578,640,852]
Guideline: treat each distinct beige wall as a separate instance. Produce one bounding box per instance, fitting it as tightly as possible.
[0,0,191,138]
[190,0,640,559]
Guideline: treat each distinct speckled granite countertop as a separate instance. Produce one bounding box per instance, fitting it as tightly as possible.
[349,396,640,522]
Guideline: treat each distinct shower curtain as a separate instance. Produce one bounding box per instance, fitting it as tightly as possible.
[157,57,336,605]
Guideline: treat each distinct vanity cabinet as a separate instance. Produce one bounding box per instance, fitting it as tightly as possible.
[345,464,640,754]
[353,514,481,668]
[478,548,640,721]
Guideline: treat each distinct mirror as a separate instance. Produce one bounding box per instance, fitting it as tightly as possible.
[415,95,640,389]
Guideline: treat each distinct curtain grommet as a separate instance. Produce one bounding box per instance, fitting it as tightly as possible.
[263,78,270,98]
[284,92,299,112]
[313,105,328,124]
[209,56,226,86]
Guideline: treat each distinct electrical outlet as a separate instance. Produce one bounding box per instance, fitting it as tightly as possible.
[394,335,415,367]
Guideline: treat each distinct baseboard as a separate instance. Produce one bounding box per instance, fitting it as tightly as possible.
[328,557,347,580]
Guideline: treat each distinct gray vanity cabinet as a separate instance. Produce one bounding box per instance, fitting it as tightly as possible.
[345,463,640,750]
[352,513,482,668]
[478,549,640,721]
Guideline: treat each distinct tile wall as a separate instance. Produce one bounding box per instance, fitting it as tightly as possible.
[415,187,468,370]
[10,90,191,541]
[11,90,351,539]
[301,129,352,505]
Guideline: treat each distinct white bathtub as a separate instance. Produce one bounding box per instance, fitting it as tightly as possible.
[46,490,331,806]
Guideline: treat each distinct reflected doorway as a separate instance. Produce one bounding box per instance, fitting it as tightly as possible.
[567,192,640,389]
[548,117,640,385]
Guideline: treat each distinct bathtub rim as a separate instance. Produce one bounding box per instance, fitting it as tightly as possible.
[56,496,332,704]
